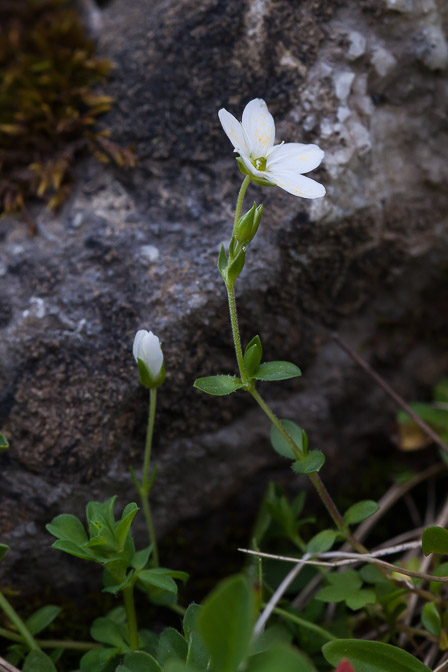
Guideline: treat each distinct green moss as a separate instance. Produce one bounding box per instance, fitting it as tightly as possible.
[0,0,135,228]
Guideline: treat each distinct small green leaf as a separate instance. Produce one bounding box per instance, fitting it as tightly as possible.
[306,529,339,554]
[246,643,318,672]
[193,375,243,396]
[244,336,263,378]
[322,639,432,672]
[90,616,130,650]
[270,420,303,460]
[422,526,448,556]
[158,627,188,665]
[217,244,228,280]
[115,503,138,548]
[421,601,441,636]
[102,569,135,594]
[131,545,152,571]
[316,570,362,603]
[344,500,380,525]
[345,589,376,611]
[292,450,325,475]
[50,539,92,560]
[0,544,9,562]
[117,652,162,672]
[46,514,88,545]
[25,606,62,635]
[80,647,120,672]
[0,433,9,451]
[198,574,254,672]
[23,651,57,672]
[253,361,301,382]
[138,569,178,594]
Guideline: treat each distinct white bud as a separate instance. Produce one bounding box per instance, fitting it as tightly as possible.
[133,330,164,379]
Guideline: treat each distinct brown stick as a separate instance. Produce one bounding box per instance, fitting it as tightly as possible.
[0,656,20,672]
[332,333,448,456]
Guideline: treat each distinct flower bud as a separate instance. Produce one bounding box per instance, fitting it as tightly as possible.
[234,202,263,245]
[133,329,165,389]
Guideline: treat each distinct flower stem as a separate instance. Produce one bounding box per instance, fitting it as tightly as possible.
[272,606,338,642]
[142,388,157,491]
[226,280,248,383]
[141,494,159,567]
[0,627,100,650]
[0,592,39,651]
[233,176,251,231]
[123,586,139,651]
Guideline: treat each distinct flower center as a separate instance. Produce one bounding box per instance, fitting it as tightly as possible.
[253,156,267,171]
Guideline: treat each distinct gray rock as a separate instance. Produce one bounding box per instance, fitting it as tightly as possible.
[1,0,448,591]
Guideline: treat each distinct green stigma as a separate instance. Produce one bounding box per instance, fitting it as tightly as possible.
[253,156,267,171]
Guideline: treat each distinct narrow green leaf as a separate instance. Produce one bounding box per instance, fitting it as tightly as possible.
[23,651,57,672]
[25,606,62,636]
[422,526,448,556]
[270,420,303,460]
[322,639,432,672]
[198,574,254,672]
[0,433,9,451]
[306,529,339,553]
[193,375,243,396]
[246,643,318,672]
[138,569,178,594]
[227,248,246,282]
[50,539,92,560]
[421,601,441,636]
[253,361,301,382]
[158,627,188,665]
[344,500,380,525]
[292,450,325,475]
[0,544,9,562]
[117,651,162,672]
[115,503,138,548]
[46,514,88,545]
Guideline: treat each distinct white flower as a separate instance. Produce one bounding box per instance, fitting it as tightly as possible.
[133,330,164,387]
[218,98,325,199]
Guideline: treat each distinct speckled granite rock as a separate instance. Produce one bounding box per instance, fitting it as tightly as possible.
[1,0,448,591]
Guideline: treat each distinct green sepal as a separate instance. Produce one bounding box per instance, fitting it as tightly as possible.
[234,203,256,243]
[227,248,246,282]
[344,500,380,525]
[217,244,228,280]
[236,157,251,177]
[292,450,325,474]
[243,336,263,378]
[0,433,9,451]
[137,358,166,390]
[194,375,244,396]
[253,361,301,382]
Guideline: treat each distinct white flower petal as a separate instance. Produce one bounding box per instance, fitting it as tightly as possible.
[133,329,164,377]
[267,143,325,174]
[133,329,147,362]
[268,170,326,199]
[241,99,275,158]
[218,108,250,154]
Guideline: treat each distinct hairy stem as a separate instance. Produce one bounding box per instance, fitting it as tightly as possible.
[233,176,251,231]
[123,586,139,651]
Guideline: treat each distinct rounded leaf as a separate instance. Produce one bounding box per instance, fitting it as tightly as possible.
[194,376,243,396]
[422,526,448,556]
[270,420,303,460]
[344,501,380,526]
[292,450,325,475]
[322,639,431,672]
[254,361,301,382]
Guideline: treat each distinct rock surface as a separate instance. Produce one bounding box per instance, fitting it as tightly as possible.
[1,0,448,591]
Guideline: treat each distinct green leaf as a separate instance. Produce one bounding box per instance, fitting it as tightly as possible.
[246,643,317,672]
[316,570,362,603]
[292,450,325,475]
[131,545,153,571]
[253,361,301,382]
[270,420,303,460]
[115,503,138,548]
[158,627,188,665]
[244,336,263,378]
[138,569,178,594]
[50,539,92,560]
[434,378,448,403]
[227,248,246,282]
[217,243,228,280]
[102,569,135,594]
[117,651,162,672]
[23,651,57,672]
[322,639,432,672]
[46,514,88,545]
[344,501,380,526]
[345,589,376,611]
[90,616,130,650]
[429,561,448,593]
[198,574,254,672]
[164,662,200,672]
[183,604,210,669]
[80,647,120,672]
[25,606,61,635]
[0,433,9,451]
[306,529,339,553]
[0,544,9,562]
[422,526,448,556]
[421,601,441,636]
[193,376,243,396]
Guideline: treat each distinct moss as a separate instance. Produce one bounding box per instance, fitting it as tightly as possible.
[0,0,135,230]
